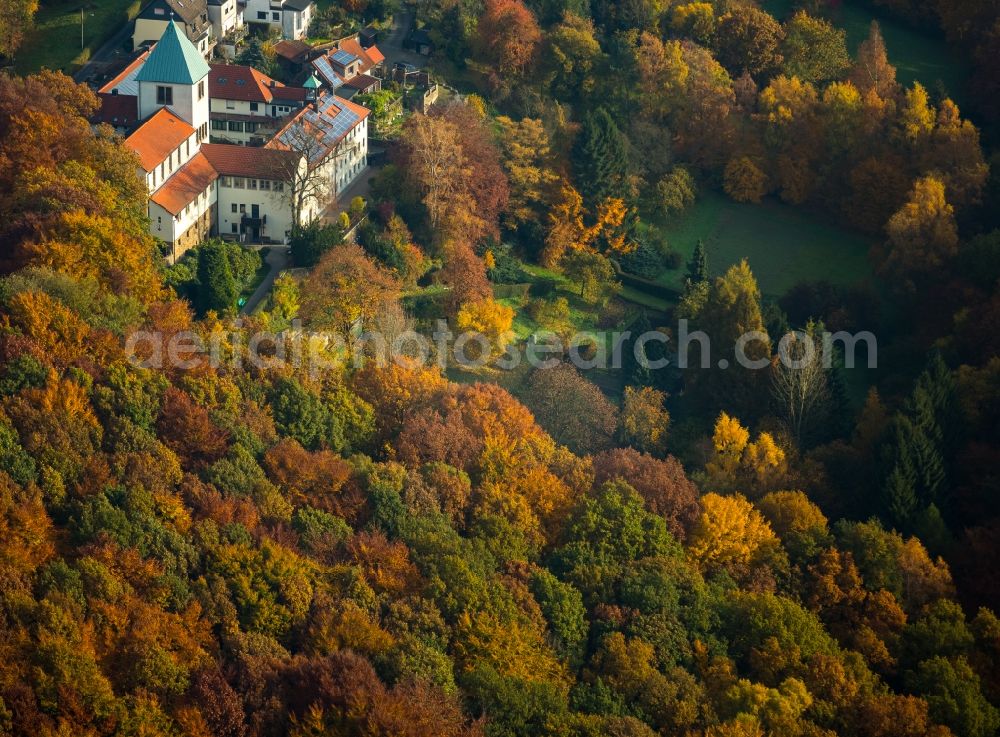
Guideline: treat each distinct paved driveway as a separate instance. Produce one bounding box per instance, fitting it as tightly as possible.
[74,20,136,84]
[240,245,289,315]
[380,9,427,69]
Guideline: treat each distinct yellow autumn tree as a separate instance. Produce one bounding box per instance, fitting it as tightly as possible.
[742,432,787,489]
[882,175,959,290]
[897,82,935,146]
[543,186,634,265]
[705,413,787,495]
[453,609,568,685]
[687,492,782,575]
[579,197,633,256]
[619,386,670,456]
[724,157,769,203]
[707,412,750,478]
[455,298,516,359]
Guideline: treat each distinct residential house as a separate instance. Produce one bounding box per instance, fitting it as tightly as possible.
[243,0,314,40]
[207,0,245,58]
[207,63,313,145]
[132,0,214,57]
[270,90,370,201]
[91,19,369,259]
[310,40,384,97]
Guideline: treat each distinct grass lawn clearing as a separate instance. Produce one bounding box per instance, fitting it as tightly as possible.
[649,191,875,298]
[15,0,141,75]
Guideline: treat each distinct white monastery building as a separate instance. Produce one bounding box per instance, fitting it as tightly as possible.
[92,19,370,261]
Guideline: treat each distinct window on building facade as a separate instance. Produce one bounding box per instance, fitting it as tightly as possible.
[257,11,266,18]
[234,178,245,188]
[212,119,226,131]
[248,179,257,190]
[228,121,243,132]
[250,102,258,112]
[232,223,238,233]
[274,181,284,191]
[156,86,172,105]
[231,203,237,213]
[198,80,205,100]
[272,11,279,20]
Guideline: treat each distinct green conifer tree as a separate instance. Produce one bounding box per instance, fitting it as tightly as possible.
[688,239,709,284]
[572,108,630,209]
[197,242,239,315]
[881,415,920,525]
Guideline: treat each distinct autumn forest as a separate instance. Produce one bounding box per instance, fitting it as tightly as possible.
[1,0,1000,736]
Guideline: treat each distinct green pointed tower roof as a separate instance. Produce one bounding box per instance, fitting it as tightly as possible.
[135,19,210,85]
[303,73,321,89]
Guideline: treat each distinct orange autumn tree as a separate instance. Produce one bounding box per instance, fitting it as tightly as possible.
[475,0,542,84]
[0,71,161,301]
[542,183,634,266]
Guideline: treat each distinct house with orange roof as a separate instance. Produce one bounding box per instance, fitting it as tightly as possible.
[310,41,385,97]
[268,91,370,203]
[207,63,314,145]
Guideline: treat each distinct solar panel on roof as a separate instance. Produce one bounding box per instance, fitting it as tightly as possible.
[331,50,359,65]
[311,57,343,89]
[278,96,361,164]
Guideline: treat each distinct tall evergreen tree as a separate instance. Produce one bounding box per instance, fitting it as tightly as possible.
[881,415,921,526]
[197,242,239,314]
[572,108,630,210]
[912,352,959,456]
[626,309,654,387]
[687,239,709,284]
[880,412,945,530]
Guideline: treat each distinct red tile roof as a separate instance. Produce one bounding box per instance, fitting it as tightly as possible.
[92,93,139,128]
[200,142,301,179]
[125,107,196,171]
[150,151,218,215]
[343,73,379,91]
[363,44,384,65]
[209,64,282,102]
[209,64,312,105]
